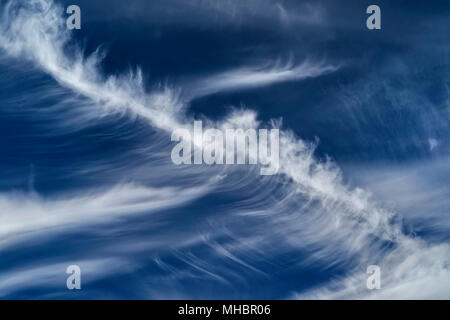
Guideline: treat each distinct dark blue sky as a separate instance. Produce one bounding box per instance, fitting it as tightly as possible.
[0,0,449,299]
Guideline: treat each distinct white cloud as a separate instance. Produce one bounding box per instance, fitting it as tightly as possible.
[0,183,207,247]
[0,258,135,297]
[429,138,439,151]
[0,0,449,299]
[186,58,339,99]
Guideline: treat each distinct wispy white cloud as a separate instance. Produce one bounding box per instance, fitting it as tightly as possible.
[113,0,326,28]
[186,58,339,99]
[293,241,450,300]
[0,0,449,299]
[0,183,208,247]
[0,258,136,298]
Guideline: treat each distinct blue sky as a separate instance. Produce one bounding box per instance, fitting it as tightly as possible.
[0,0,449,299]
